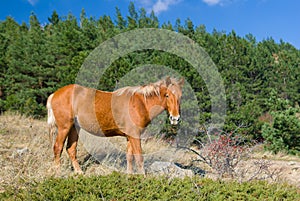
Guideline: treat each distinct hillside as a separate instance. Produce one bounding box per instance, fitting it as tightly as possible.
[0,6,300,146]
[0,5,300,196]
[0,114,299,190]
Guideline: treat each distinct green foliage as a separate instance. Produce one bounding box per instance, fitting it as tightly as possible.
[0,3,300,150]
[1,172,299,200]
[262,106,300,155]
[261,91,300,155]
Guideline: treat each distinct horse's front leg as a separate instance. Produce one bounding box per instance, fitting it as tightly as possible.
[127,136,145,175]
[126,138,134,174]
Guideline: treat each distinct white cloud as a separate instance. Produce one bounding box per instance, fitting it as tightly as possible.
[202,0,237,6]
[27,0,38,6]
[202,0,221,6]
[138,0,181,15]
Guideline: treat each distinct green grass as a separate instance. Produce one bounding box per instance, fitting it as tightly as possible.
[1,172,299,201]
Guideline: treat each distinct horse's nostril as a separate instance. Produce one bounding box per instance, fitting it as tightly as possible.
[169,115,180,122]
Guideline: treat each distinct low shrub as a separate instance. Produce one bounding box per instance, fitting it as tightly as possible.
[262,107,300,155]
[182,129,251,178]
[1,172,299,201]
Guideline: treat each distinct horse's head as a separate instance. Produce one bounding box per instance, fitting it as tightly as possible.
[162,77,184,125]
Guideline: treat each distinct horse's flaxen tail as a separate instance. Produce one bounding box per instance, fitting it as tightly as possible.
[47,93,57,147]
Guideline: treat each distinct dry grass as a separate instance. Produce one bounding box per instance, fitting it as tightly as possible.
[0,113,53,192]
[0,113,191,192]
[0,113,299,193]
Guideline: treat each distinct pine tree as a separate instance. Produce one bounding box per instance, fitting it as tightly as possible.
[127,2,138,29]
[115,7,126,30]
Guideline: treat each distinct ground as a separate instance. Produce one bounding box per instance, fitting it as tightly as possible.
[0,113,299,192]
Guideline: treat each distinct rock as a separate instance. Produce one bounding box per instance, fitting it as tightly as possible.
[148,161,194,178]
[16,147,29,156]
[288,161,296,166]
[174,162,206,177]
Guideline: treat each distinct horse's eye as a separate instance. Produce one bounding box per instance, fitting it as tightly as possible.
[165,94,169,98]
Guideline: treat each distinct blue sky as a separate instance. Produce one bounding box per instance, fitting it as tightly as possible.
[1,0,299,49]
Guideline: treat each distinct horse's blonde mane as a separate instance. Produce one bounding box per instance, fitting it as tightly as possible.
[115,80,164,98]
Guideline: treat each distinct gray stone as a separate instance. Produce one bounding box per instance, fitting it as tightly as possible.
[148,161,194,178]
[16,147,29,156]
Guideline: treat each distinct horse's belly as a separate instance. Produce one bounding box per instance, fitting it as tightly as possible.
[75,116,124,137]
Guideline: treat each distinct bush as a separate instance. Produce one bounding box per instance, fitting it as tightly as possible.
[4,92,46,118]
[1,172,299,201]
[192,132,249,177]
[262,107,300,155]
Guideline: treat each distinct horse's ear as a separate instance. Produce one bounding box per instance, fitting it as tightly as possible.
[178,78,184,87]
[165,76,171,86]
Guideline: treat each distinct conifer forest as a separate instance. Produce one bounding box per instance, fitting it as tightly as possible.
[1,3,299,154]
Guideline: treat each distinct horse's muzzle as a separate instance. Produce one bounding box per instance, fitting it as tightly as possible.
[169,115,180,125]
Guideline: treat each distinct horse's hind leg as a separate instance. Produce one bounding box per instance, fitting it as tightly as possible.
[66,126,83,174]
[53,125,72,174]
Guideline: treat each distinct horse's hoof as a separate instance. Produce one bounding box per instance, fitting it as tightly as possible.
[74,169,84,175]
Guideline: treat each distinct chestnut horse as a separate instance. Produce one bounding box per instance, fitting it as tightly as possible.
[47,77,184,174]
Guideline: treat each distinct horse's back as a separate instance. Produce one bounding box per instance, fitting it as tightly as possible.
[48,84,135,136]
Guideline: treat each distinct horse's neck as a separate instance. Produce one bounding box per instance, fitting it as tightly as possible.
[143,95,166,120]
